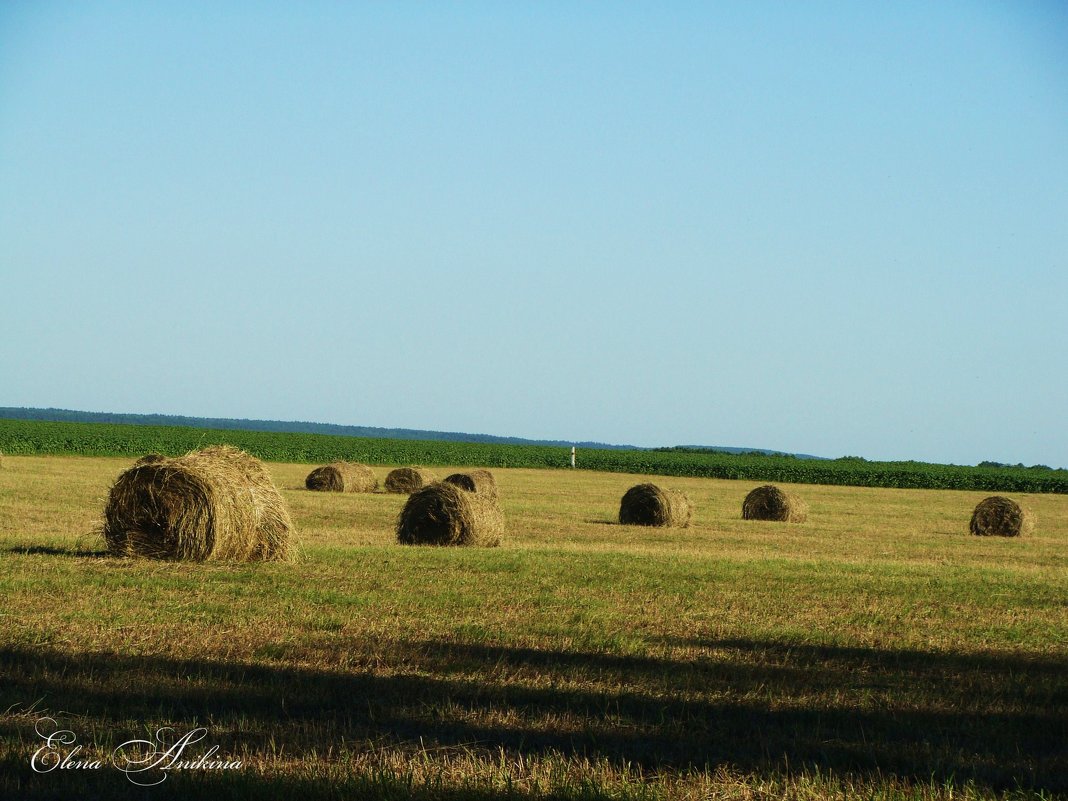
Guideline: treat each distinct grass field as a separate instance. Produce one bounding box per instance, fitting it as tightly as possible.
[1,455,1066,800]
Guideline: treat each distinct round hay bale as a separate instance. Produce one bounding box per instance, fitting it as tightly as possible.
[443,469,499,501]
[618,483,693,527]
[102,445,296,562]
[133,452,168,466]
[970,496,1035,537]
[742,485,808,523]
[397,482,503,546]
[385,466,436,494]
[305,461,377,492]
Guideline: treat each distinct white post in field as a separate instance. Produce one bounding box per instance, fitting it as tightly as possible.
[571,446,576,468]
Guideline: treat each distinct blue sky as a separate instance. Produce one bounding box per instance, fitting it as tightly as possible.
[2,2,1066,466]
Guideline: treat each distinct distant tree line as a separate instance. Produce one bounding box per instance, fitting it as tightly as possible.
[979,460,1054,471]
[0,407,631,450]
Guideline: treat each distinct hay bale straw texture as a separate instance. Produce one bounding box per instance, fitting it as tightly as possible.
[618,483,693,527]
[970,496,1036,537]
[443,469,499,501]
[742,485,808,523]
[103,445,296,562]
[306,461,377,492]
[397,482,504,546]
[133,452,167,466]
[385,466,436,494]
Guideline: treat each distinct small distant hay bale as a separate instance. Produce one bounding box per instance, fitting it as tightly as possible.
[970,496,1035,537]
[618,483,693,527]
[102,445,296,561]
[742,485,808,523]
[305,461,377,492]
[443,469,499,500]
[133,452,167,466]
[385,466,436,494]
[397,482,503,546]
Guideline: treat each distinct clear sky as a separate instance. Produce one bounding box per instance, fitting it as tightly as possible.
[2,2,1066,466]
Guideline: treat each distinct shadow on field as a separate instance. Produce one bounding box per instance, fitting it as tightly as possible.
[4,546,111,558]
[0,750,581,801]
[1,638,1064,793]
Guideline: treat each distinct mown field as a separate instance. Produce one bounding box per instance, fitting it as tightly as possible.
[2,418,1066,493]
[0,454,1065,800]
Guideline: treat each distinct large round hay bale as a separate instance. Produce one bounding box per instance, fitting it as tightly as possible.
[305,461,377,492]
[443,469,499,501]
[397,482,503,546]
[618,483,693,527]
[102,445,296,561]
[970,496,1035,537]
[385,466,436,494]
[133,452,167,466]
[742,485,808,523]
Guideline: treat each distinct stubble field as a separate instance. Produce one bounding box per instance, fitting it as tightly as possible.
[0,455,1065,800]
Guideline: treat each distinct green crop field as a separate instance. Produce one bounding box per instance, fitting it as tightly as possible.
[1,452,1066,800]
[1,418,1065,493]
